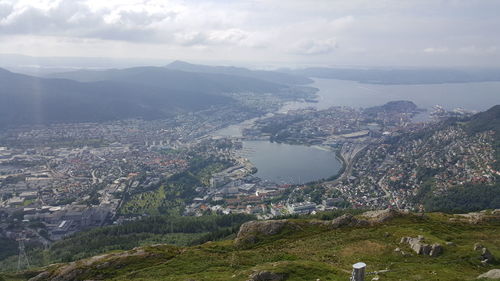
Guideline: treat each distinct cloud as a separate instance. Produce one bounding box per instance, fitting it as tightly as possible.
[0,0,500,66]
[291,38,338,55]
[423,47,449,54]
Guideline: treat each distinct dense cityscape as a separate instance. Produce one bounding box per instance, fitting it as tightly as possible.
[1,94,497,252]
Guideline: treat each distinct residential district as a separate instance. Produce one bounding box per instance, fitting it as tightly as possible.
[0,101,497,250]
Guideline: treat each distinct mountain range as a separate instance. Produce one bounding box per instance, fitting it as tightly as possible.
[0,64,311,128]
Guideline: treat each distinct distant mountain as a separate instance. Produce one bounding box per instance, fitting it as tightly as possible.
[286,67,500,84]
[0,68,232,128]
[47,66,287,94]
[165,60,313,85]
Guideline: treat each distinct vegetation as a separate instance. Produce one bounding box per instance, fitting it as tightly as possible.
[3,211,499,281]
[119,157,232,216]
[465,104,500,170]
[424,183,500,213]
[0,214,255,271]
[0,238,17,261]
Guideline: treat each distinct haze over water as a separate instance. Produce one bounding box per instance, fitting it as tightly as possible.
[281,79,500,112]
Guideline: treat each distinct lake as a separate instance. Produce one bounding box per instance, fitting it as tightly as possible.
[240,141,342,185]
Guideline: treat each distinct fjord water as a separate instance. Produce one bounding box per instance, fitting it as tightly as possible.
[281,78,500,112]
[215,78,500,184]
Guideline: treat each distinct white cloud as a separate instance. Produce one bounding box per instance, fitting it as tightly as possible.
[291,38,338,55]
[423,47,449,54]
[0,0,499,66]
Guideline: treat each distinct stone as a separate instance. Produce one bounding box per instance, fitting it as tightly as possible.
[401,236,443,257]
[421,244,432,255]
[235,220,289,245]
[477,269,500,279]
[248,271,285,281]
[481,248,495,263]
[411,242,423,254]
[394,247,401,252]
[474,243,484,251]
[445,241,455,246]
[430,244,443,257]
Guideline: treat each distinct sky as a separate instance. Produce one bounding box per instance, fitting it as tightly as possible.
[0,0,500,68]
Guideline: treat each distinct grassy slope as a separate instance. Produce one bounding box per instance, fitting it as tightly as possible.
[5,212,499,281]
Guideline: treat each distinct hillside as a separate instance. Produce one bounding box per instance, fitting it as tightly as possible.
[46,66,287,94]
[0,66,295,128]
[466,105,500,135]
[465,104,500,171]
[165,61,313,85]
[4,209,499,281]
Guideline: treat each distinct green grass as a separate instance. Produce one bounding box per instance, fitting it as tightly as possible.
[4,212,499,281]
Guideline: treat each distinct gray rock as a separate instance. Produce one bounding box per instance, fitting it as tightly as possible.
[248,271,285,281]
[430,244,443,257]
[411,242,423,254]
[421,244,432,255]
[401,236,443,257]
[481,248,495,263]
[474,243,484,251]
[477,269,500,279]
[235,220,289,245]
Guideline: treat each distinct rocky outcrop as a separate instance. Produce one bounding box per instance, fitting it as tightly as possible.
[235,220,292,245]
[28,245,179,281]
[429,244,443,257]
[236,209,403,246]
[400,236,442,257]
[477,269,500,279]
[474,244,496,265]
[360,208,403,223]
[450,210,500,224]
[247,271,285,281]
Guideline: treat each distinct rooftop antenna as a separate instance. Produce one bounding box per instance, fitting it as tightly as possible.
[17,233,30,272]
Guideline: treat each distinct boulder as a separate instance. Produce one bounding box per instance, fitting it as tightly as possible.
[477,269,500,279]
[360,208,401,223]
[481,248,495,263]
[421,244,432,255]
[401,236,442,257]
[235,220,289,245]
[248,271,285,281]
[430,244,443,257]
[474,243,484,251]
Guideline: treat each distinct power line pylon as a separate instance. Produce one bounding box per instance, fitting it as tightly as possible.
[16,233,30,272]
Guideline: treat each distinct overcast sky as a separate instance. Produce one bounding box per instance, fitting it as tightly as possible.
[0,0,499,68]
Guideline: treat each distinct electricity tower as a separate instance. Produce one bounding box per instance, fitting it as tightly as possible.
[16,233,30,272]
